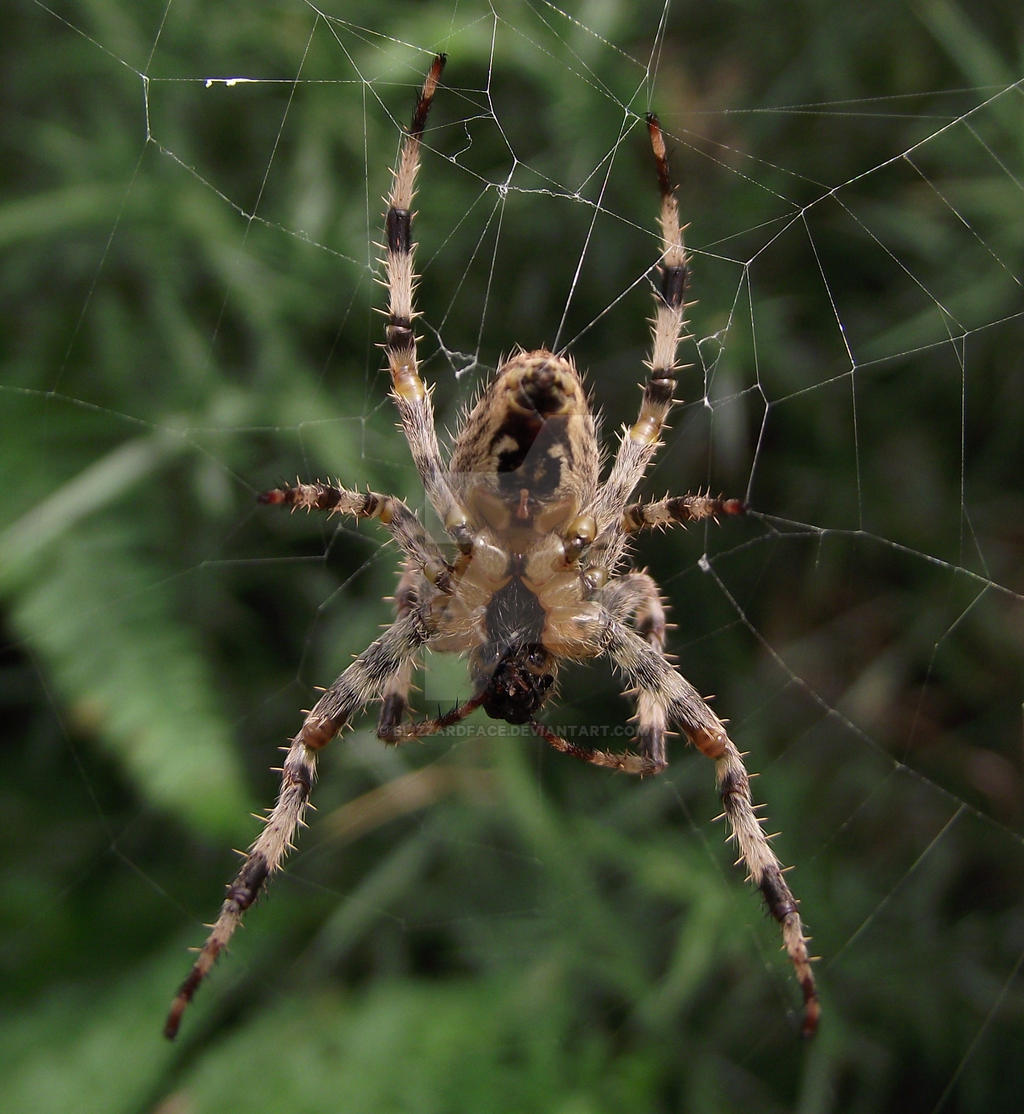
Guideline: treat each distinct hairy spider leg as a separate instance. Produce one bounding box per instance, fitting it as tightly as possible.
[602,615,820,1037]
[164,614,429,1039]
[590,114,692,566]
[622,492,747,534]
[600,570,671,768]
[376,561,424,739]
[382,53,473,553]
[258,481,455,592]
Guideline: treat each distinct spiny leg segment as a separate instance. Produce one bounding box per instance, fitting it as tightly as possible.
[621,492,747,534]
[717,741,821,1038]
[600,571,671,769]
[164,612,430,1039]
[529,719,664,775]
[602,617,820,1037]
[591,113,692,556]
[376,562,423,740]
[382,53,472,553]
[375,561,486,745]
[259,481,455,592]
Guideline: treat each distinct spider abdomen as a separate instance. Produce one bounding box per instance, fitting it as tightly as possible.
[451,350,599,535]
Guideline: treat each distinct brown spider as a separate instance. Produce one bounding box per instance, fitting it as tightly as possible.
[165,55,819,1039]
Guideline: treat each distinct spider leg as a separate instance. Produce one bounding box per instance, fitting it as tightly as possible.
[376,561,424,739]
[375,560,495,743]
[164,609,430,1039]
[382,693,485,743]
[601,614,820,1037]
[383,54,473,554]
[599,571,671,768]
[529,719,663,775]
[621,492,746,534]
[260,481,455,592]
[590,114,690,567]
[600,570,666,641]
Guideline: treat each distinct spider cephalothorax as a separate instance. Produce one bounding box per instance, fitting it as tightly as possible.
[165,55,819,1041]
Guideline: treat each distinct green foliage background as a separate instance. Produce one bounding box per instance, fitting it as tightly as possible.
[2,1,1022,1112]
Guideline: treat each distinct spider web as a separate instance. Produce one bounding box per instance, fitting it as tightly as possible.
[2,1,1023,1111]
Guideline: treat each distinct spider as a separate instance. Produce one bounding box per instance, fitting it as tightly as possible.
[165,54,819,1039]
